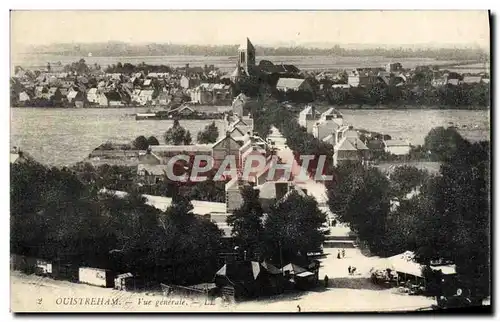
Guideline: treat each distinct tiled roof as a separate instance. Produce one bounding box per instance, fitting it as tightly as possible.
[276,78,306,90]
[335,137,369,151]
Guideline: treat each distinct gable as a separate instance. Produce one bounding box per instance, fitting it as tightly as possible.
[212,136,242,151]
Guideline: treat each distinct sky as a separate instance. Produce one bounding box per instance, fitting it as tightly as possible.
[10,11,490,52]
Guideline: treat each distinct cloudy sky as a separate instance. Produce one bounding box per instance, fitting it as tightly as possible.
[11,11,490,51]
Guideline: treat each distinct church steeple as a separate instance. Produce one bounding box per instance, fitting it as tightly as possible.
[238,37,256,76]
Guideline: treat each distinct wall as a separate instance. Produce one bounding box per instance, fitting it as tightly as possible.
[385,145,411,156]
[79,267,112,287]
[89,150,141,159]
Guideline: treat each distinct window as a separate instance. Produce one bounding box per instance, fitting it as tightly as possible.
[240,52,245,64]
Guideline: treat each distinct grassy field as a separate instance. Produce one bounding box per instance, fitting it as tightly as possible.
[13,54,466,73]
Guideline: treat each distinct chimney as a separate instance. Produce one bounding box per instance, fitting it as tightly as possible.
[226,131,231,138]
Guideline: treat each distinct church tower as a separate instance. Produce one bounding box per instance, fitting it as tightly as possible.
[238,37,256,76]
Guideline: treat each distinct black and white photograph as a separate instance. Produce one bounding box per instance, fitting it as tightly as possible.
[8,10,491,313]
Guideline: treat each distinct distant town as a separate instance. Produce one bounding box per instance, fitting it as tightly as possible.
[11,38,490,109]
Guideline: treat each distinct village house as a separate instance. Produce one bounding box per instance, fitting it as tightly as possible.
[225,115,254,136]
[130,89,142,103]
[386,62,403,73]
[156,92,169,105]
[169,104,196,116]
[231,93,258,118]
[96,92,108,107]
[67,89,86,108]
[18,92,30,104]
[383,139,412,156]
[212,132,243,169]
[347,70,380,87]
[333,126,369,166]
[189,83,231,105]
[141,79,153,89]
[298,105,319,133]
[138,148,162,165]
[431,72,462,88]
[138,90,155,106]
[87,88,100,104]
[462,76,483,85]
[180,75,202,90]
[275,78,313,93]
[34,86,46,99]
[104,92,124,107]
[137,164,170,185]
[312,108,344,141]
[149,144,213,165]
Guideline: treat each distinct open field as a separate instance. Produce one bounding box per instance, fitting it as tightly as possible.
[12,54,467,73]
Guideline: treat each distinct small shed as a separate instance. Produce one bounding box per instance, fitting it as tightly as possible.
[114,272,144,291]
[79,267,114,288]
[214,261,271,301]
[282,263,317,290]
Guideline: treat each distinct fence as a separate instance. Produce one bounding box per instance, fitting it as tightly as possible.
[160,283,216,300]
[88,150,142,159]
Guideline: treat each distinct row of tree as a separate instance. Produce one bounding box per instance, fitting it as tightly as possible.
[98,120,220,151]
[10,159,224,284]
[30,42,488,61]
[163,120,220,145]
[11,157,326,284]
[105,62,174,74]
[327,128,490,301]
[324,83,490,108]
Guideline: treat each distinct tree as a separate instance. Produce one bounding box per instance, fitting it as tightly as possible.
[197,121,219,144]
[423,126,470,161]
[183,130,192,145]
[264,190,326,264]
[412,140,490,301]
[133,135,149,150]
[226,185,265,258]
[147,136,160,146]
[327,163,391,254]
[155,197,223,284]
[164,120,191,145]
[390,165,429,198]
[11,160,224,285]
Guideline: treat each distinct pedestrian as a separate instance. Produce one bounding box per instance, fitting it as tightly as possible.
[324,275,329,288]
[342,249,346,258]
[351,267,357,275]
[332,219,337,227]
[297,305,301,312]
[337,251,341,259]
[348,266,352,275]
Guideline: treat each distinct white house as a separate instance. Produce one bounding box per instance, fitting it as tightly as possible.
[383,139,411,156]
[312,108,344,141]
[298,105,318,132]
[138,90,154,106]
[87,88,99,104]
[18,91,30,102]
